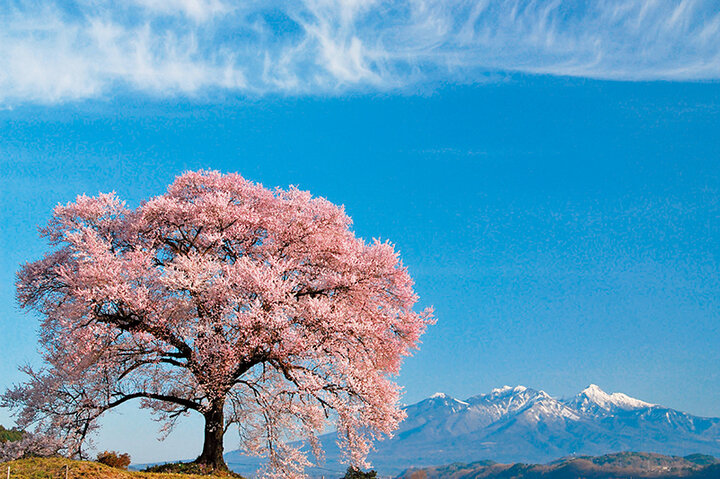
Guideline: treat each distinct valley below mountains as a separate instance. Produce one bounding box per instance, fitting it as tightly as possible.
[226,384,720,477]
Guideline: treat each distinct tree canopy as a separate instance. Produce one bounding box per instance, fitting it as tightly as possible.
[4,170,433,478]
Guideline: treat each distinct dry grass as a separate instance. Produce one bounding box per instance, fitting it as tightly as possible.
[0,457,245,479]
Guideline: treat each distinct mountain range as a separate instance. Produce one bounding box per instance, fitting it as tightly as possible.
[225,384,720,477]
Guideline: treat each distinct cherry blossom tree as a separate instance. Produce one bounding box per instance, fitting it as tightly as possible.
[0,431,64,462]
[4,170,433,477]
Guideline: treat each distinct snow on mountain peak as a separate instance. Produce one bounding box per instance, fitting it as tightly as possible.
[581,384,609,400]
[426,392,469,406]
[490,385,527,395]
[490,385,512,395]
[576,384,655,411]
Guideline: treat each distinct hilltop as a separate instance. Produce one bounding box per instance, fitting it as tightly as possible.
[0,457,246,479]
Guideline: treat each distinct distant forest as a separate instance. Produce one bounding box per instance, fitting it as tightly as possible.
[0,425,22,443]
[397,452,720,479]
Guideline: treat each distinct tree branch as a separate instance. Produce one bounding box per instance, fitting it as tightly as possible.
[106,391,201,412]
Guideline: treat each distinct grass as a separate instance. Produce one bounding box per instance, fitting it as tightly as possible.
[142,463,244,477]
[0,457,246,479]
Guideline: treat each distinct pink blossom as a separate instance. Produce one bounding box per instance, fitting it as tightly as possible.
[5,170,434,477]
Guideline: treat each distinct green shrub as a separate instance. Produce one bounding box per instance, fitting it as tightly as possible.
[96,450,131,469]
[0,425,23,443]
[341,466,378,478]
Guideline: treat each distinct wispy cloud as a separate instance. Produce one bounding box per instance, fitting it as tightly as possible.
[1,0,719,104]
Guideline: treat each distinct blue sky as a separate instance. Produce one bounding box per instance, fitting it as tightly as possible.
[1,0,719,465]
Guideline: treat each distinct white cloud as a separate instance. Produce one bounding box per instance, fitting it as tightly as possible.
[0,0,719,104]
[130,0,231,23]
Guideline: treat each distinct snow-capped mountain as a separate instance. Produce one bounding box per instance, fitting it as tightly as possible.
[570,384,655,414]
[225,384,720,477]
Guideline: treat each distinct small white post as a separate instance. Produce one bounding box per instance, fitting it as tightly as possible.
[6,464,10,479]
[65,464,69,479]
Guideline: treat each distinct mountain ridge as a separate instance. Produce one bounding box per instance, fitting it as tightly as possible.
[225,384,720,477]
[396,451,720,479]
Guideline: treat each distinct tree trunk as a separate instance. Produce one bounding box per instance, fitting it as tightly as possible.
[195,399,228,471]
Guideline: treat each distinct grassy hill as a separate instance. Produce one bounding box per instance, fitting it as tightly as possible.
[0,457,246,479]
